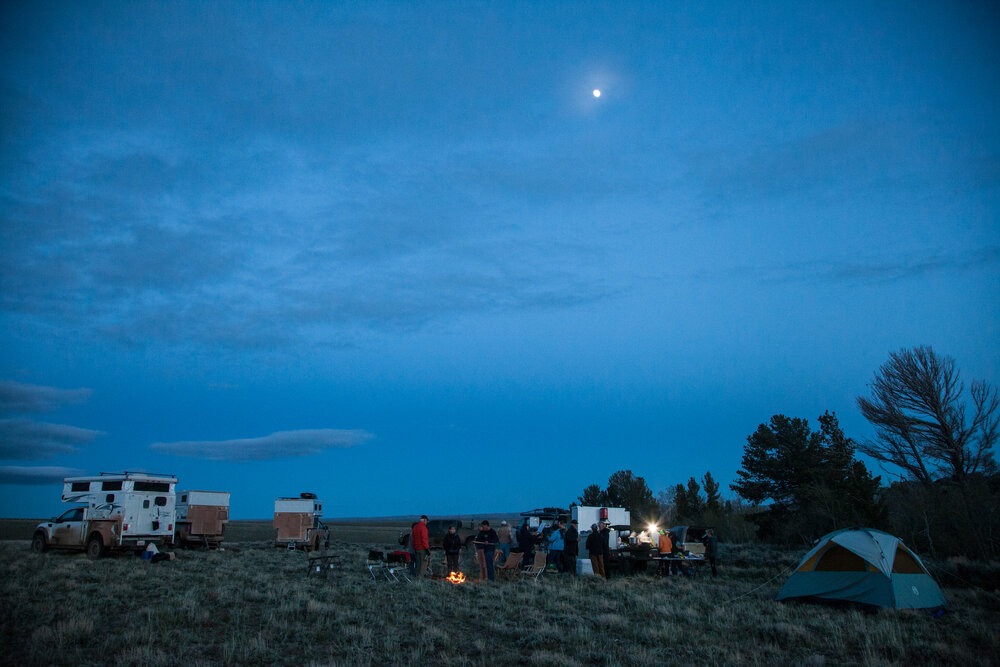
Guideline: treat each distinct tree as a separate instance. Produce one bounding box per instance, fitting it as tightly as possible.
[604,470,659,523]
[577,484,606,507]
[672,477,708,523]
[857,346,999,485]
[703,471,722,516]
[858,347,1000,559]
[731,412,883,543]
[577,470,658,527]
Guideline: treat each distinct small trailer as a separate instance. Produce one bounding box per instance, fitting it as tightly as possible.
[175,490,230,549]
[572,505,631,575]
[273,492,329,551]
[32,472,177,559]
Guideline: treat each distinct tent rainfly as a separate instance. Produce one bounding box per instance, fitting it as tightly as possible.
[776,528,945,609]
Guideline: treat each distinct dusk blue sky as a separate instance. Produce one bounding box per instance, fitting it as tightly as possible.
[2,2,998,520]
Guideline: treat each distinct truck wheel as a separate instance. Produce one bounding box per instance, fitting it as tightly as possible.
[86,535,105,560]
[31,532,48,553]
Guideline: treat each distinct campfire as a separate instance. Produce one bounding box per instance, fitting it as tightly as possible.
[445,571,466,584]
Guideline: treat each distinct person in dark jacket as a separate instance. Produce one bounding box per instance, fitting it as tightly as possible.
[518,520,535,569]
[442,525,463,574]
[563,519,579,575]
[701,528,719,576]
[586,524,605,578]
[474,520,499,581]
[600,521,612,579]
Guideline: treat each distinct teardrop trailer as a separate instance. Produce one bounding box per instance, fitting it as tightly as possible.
[31,472,177,559]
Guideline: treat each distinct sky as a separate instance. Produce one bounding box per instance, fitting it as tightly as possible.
[1,1,998,520]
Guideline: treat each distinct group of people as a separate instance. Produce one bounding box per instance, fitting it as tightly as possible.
[458,517,582,582]
[515,517,580,577]
[405,514,718,581]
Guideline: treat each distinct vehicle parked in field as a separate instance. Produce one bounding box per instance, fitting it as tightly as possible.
[175,490,230,549]
[273,492,329,551]
[426,519,478,548]
[31,472,177,559]
[669,525,711,556]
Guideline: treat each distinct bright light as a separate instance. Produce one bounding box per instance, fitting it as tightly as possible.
[592,89,601,98]
[648,523,658,534]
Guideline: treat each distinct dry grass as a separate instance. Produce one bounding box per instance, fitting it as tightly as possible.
[0,534,997,666]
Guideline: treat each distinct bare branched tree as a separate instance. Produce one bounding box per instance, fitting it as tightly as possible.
[857,346,999,485]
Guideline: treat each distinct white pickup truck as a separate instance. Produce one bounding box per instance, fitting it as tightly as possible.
[31,472,177,558]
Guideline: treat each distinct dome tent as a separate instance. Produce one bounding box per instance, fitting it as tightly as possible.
[776,528,945,609]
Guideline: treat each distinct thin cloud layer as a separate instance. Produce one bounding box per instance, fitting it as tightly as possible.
[0,419,104,460]
[0,381,92,417]
[151,429,373,462]
[0,465,85,486]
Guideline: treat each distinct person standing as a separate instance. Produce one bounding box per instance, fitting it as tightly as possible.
[599,521,612,580]
[563,519,579,575]
[497,520,513,562]
[657,529,673,576]
[518,519,535,570]
[701,528,719,576]
[547,520,565,572]
[474,520,499,581]
[411,515,430,578]
[586,524,605,578]
[442,524,463,575]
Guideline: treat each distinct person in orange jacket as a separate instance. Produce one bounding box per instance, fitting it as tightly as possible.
[411,515,430,577]
[658,529,674,575]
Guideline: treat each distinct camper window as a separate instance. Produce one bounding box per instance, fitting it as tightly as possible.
[135,481,170,492]
[105,494,115,503]
[102,481,123,491]
[71,482,89,492]
[154,497,167,507]
[143,500,150,509]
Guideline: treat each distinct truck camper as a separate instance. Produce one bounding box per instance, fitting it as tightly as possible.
[31,472,177,559]
[175,490,230,549]
[274,492,329,551]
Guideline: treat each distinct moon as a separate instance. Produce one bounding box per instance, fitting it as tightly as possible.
[592,89,602,98]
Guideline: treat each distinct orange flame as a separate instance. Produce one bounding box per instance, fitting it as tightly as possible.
[446,571,466,584]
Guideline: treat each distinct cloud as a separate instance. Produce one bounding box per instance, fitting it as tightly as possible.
[765,246,1000,286]
[0,419,104,459]
[0,380,92,417]
[150,429,373,461]
[0,465,85,485]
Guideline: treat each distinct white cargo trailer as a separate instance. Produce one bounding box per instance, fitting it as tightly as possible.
[175,490,230,548]
[572,505,631,576]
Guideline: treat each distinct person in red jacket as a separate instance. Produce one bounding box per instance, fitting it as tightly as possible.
[411,515,430,577]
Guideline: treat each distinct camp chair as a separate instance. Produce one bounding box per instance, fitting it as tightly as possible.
[367,549,388,581]
[520,550,548,580]
[385,551,412,582]
[496,551,522,579]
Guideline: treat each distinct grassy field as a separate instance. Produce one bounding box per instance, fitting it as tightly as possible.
[1,524,997,666]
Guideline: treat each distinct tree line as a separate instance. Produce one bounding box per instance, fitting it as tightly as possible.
[575,346,999,559]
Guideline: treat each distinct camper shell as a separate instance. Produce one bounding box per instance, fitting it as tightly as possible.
[175,490,230,549]
[669,525,710,556]
[32,472,177,558]
[274,493,329,551]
